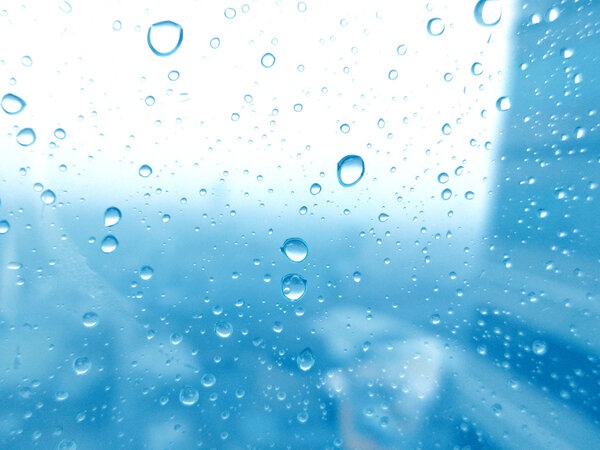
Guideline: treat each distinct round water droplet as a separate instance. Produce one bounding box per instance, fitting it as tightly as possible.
[378,213,389,222]
[442,123,452,135]
[145,95,155,106]
[297,348,315,371]
[441,188,452,200]
[281,238,308,262]
[210,37,221,49]
[0,220,10,234]
[281,273,307,301]
[41,189,56,205]
[104,207,121,227]
[396,44,407,55]
[471,62,483,76]
[16,128,36,146]
[201,373,216,387]
[168,70,180,81]
[388,69,398,80]
[139,164,152,177]
[340,123,350,133]
[310,183,321,195]
[337,155,365,187]
[474,0,502,27]
[22,55,33,67]
[215,321,233,338]
[179,386,199,406]
[224,7,236,19]
[377,118,385,128]
[496,96,511,111]
[1,93,26,114]
[140,265,154,280]
[427,18,445,36]
[465,191,475,200]
[170,332,182,345]
[112,20,121,31]
[438,172,449,184]
[101,235,118,253]
[73,357,91,375]
[82,312,98,328]
[54,128,66,139]
[261,52,275,68]
[353,271,361,282]
[430,314,441,325]
[57,439,77,450]
[532,340,547,355]
[147,21,183,57]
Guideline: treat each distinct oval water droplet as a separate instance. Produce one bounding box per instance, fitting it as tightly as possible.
[224,7,236,19]
[215,321,233,338]
[139,164,152,177]
[496,96,511,111]
[101,235,118,253]
[82,312,98,328]
[310,183,321,195]
[378,213,389,222]
[377,118,385,128]
[179,386,199,406]
[281,273,307,301]
[0,220,10,234]
[471,62,483,76]
[532,340,547,355]
[104,207,121,227]
[16,128,36,146]
[438,172,449,184]
[281,238,308,262]
[396,44,407,55]
[57,439,77,450]
[442,123,452,135]
[465,191,475,200]
[54,128,66,139]
[337,155,365,187]
[1,93,26,114]
[297,348,315,371]
[261,52,275,68]
[147,21,183,57]
[201,373,216,387]
[210,37,221,49]
[441,188,452,200]
[139,265,154,280]
[474,0,502,27]
[353,271,361,282]
[72,357,91,375]
[427,18,445,36]
[41,189,56,205]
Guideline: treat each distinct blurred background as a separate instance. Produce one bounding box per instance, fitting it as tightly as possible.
[0,0,599,448]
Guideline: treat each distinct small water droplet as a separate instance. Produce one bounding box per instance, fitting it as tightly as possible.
[496,96,511,111]
[430,314,441,325]
[377,118,385,128]
[145,95,155,106]
[201,373,216,387]
[310,183,321,195]
[168,70,180,81]
[170,332,182,345]
[438,172,449,184]
[281,274,307,301]
[427,18,445,36]
[41,189,56,205]
[57,439,77,450]
[396,44,407,55]
[261,53,275,68]
[471,62,483,76]
[297,348,315,371]
[72,357,91,375]
[224,7,236,19]
[54,128,66,139]
[140,265,154,280]
[297,2,307,12]
[215,321,233,338]
[210,37,221,49]
[441,188,452,200]
[82,312,98,328]
[465,191,475,200]
[561,48,574,59]
[388,69,398,80]
[340,123,350,133]
[112,20,122,31]
[104,207,121,227]
[353,271,361,282]
[147,21,183,57]
[179,386,199,406]
[101,235,118,253]
[139,164,152,177]
[532,340,547,355]
[337,155,365,187]
[281,238,308,262]
[16,128,36,146]
[378,213,389,222]
[0,220,10,234]
[474,0,502,27]
[21,56,32,67]
[442,123,452,135]
[1,94,26,114]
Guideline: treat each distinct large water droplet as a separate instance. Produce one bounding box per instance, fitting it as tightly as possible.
[310,183,321,195]
[0,220,10,234]
[41,189,56,205]
[147,21,183,57]
[261,52,275,68]
[474,0,502,27]
[73,357,91,375]
[82,312,98,328]
[297,348,315,371]
[281,273,307,301]
[427,18,445,36]
[139,164,152,177]
[441,188,452,200]
[378,213,389,222]
[281,238,308,262]
[1,93,26,114]
[140,265,154,280]
[16,128,36,146]
[179,386,199,406]
[337,155,365,187]
[496,96,511,111]
[215,321,233,338]
[104,207,121,226]
[101,235,118,253]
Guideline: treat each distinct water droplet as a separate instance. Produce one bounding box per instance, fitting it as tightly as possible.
[140,265,154,280]
[388,69,398,80]
[104,207,121,227]
[377,118,385,128]
[396,44,407,55]
[281,274,307,301]
[281,238,308,262]
[337,155,365,187]
[57,439,77,450]
[299,205,308,215]
[82,312,98,328]
[297,2,307,12]
[16,128,36,146]
[532,340,547,355]
[293,103,303,112]
[101,235,118,253]
[147,21,183,57]
[112,20,121,31]
[145,95,155,106]
[438,172,449,184]
[22,55,32,67]
[168,70,180,81]
[41,189,56,205]
[0,220,10,234]
[224,7,236,19]
[474,0,502,27]
[340,123,350,133]
[561,48,574,59]
[179,386,199,406]
[441,188,452,200]
[297,348,315,371]
[471,62,483,76]
[427,18,445,36]
[430,314,441,325]
[210,37,221,49]
[139,164,152,177]
[1,93,26,114]
[261,52,275,68]
[54,128,66,139]
[353,271,361,282]
[496,96,511,111]
[170,332,182,345]
[378,213,389,222]
[215,321,233,338]
[492,403,503,416]
[72,357,91,375]
[201,373,216,387]
[465,191,475,200]
[310,183,321,195]
[442,123,452,135]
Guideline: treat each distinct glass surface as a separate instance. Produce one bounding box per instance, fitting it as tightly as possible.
[0,1,599,448]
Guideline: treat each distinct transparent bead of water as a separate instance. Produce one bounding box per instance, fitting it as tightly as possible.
[532,340,547,355]
[438,172,449,184]
[101,235,118,253]
[378,213,389,222]
[210,37,221,49]
[1,93,26,114]
[441,188,452,200]
[281,238,308,262]
[72,357,91,375]
[201,373,216,387]
[16,128,36,146]
[140,265,154,280]
[297,348,315,371]
[139,164,152,177]
[337,155,365,187]
[104,207,121,227]
[496,96,511,111]
[147,21,183,57]
[353,271,361,282]
[82,312,98,328]
[57,439,77,450]
[179,386,199,406]
[310,183,321,195]
[0,220,10,234]
[427,18,445,36]
[54,128,66,139]
[261,53,275,68]
[281,274,307,301]
[215,321,233,338]
[41,189,56,205]
[474,0,502,27]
